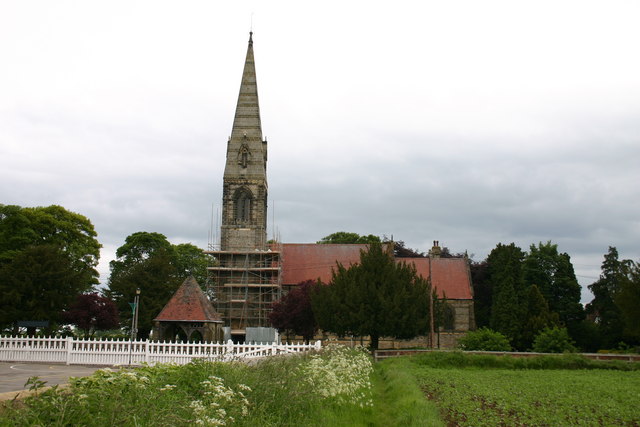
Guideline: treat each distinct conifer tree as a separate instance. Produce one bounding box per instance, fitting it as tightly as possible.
[586,247,628,348]
[616,260,640,343]
[517,284,559,350]
[523,242,583,337]
[312,242,431,350]
[487,243,526,344]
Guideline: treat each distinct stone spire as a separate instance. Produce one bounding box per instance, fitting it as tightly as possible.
[227,31,264,158]
[220,32,268,251]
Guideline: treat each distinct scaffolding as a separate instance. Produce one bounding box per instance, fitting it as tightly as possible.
[205,248,282,336]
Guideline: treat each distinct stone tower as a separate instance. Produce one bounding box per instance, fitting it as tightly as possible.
[220,32,268,251]
[207,33,281,341]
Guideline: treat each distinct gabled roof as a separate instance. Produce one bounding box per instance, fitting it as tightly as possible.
[154,276,222,323]
[279,243,473,300]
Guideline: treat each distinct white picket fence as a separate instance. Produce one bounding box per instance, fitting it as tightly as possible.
[0,336,322,366]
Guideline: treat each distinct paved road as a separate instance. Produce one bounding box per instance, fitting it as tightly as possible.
[0,363,101,394]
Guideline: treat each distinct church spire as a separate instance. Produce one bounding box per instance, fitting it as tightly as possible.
[229,31,262,143]
[220,33,268,251]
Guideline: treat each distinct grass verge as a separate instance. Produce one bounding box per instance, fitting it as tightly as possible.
[0,345,443,427]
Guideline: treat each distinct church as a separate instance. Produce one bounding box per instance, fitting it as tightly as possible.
[203,33,475,348]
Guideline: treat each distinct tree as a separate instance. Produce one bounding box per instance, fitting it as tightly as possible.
[311,242,431,350]
[317,231,381,244]
[0,205,100,284]
[487,243,526,344]
[516,285,559,350]
[0,245,91,333]
[457,327,511,351]
[615,260,640,343]
[585,247,628,348]
[470,260,491,328]
[108,231,173,279]
[62,293,119,337]
[532,327,576,353]
[392,240,425,258]
[107,247,179,338]
[269,280,318,342]
[523,242,584,337]
[106,232,209,339]
[0,205,101,331]
[174,243,210,285]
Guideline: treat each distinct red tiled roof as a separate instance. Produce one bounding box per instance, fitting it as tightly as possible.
[280,244,369,285]
[399,257,473,299]
[154,276,222,323]
[279,244,472,300]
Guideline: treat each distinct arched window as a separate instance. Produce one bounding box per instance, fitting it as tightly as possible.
[234,188,252,222]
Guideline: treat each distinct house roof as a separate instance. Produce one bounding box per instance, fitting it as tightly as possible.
[154,276,222,323]
[399,257,473,299]
[280,244,369,285]
[279,243,473,300]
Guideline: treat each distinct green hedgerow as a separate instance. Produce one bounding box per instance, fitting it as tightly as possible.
[532,327,577,353]
[457,327,512,351]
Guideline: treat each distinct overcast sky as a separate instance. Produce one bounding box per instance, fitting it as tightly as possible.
[1,1,639,303]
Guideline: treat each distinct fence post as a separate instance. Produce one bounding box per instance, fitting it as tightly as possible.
[315,340,322,351]
[225,339,234,360]
[66,336,73,365]
[145,339,150,364]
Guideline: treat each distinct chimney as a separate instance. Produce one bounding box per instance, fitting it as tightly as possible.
[430,240,441,258]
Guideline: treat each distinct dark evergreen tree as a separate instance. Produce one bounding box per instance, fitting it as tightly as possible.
[470,260,491,328]
[311,242,431,350]
[487,243,526,345]
[585,247,628,348]
[517,284,559,350]
[523,242,584,339]
[616,260,640,344]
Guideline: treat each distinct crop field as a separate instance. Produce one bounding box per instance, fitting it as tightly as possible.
[393,353,640,426]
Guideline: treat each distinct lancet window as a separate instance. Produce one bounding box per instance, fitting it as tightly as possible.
[234,188,252,222]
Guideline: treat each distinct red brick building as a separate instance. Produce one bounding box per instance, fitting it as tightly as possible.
[277,242,475,348]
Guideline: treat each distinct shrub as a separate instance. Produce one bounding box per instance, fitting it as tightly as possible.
[532,327,577,353]
[457,327,511,351]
